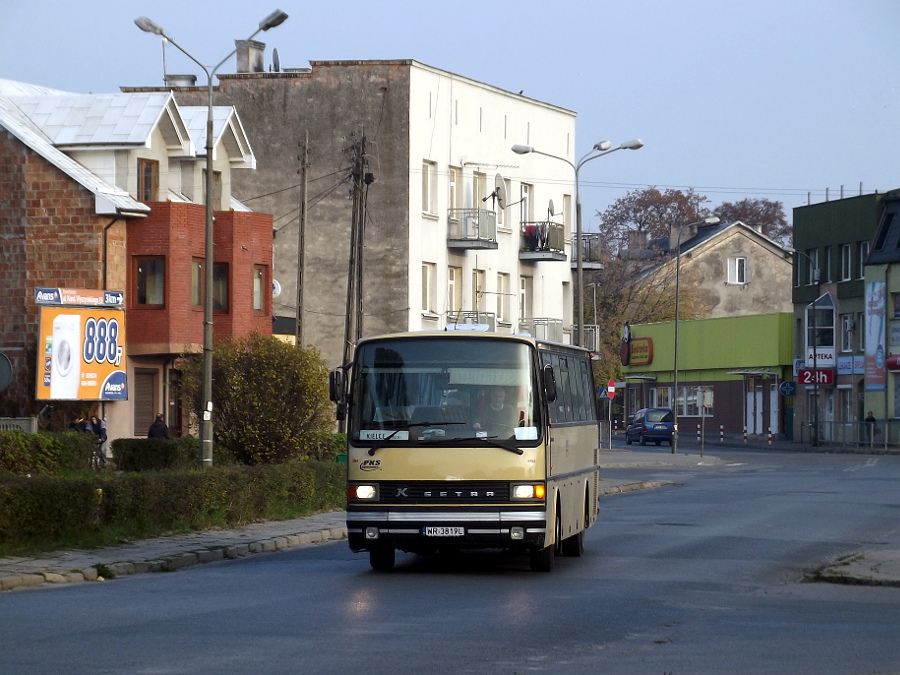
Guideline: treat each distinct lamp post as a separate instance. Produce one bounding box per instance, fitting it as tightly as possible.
[787,247,821,447]
[512,139,643,347]
[672,216,720,454]
[136,10,289,468]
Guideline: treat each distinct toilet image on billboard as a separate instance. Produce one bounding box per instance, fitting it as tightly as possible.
[51,313,82,399]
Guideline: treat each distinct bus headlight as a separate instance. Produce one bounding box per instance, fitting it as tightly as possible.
[512,484,545,500]
[348,484,378,500]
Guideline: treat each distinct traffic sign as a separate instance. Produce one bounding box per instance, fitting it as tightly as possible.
[779,381,796,396]
[607,379,616,400]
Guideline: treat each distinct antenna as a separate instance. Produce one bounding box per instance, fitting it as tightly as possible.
[272,48,281,72]
[548,199,555,219]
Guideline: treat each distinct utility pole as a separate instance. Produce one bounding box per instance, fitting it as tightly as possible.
[295,131,309,347]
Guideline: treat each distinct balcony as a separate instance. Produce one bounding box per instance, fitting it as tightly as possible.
[447,209,498,250]
[572,324,600,352]
[572,233,605,271]
[519,221,566,262]
[518,317,564,343]
[446,310,496,332]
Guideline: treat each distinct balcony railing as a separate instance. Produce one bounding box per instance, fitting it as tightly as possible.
[518,317,564,342]
[447,209,498,249]
[445,310,496,332]
[519,221,566,261]
[572,324,600,351]
[572,233,605,270]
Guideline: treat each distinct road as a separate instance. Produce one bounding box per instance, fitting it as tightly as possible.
[2,449,899,674]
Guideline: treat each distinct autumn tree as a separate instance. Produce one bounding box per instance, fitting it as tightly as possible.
[597,187,712,255]
[713,198,791,245]
[179,332,335,464]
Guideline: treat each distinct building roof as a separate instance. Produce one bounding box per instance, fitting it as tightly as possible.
[0,79,149,216]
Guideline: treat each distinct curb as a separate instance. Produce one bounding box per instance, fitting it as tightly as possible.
[0,527,348,593]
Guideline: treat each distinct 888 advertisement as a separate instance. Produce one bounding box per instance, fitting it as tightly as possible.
[36,306,128,401]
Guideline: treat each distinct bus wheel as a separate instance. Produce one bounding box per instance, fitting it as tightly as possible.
[369,546,395,571]
[530,510,560,572]
[561,500,587,557]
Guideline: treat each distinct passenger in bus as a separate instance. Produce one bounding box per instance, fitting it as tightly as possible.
[473,386,519,435]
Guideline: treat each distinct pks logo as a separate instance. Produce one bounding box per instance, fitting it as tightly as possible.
[360,459,382,471]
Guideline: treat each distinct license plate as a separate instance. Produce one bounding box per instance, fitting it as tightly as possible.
[654,424,667,430]
[423,526,464,537]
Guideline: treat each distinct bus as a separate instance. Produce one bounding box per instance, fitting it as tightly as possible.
[329,331,601,572]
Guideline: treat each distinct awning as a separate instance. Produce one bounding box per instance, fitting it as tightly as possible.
[726,367,777,377]
[623,373,657,381]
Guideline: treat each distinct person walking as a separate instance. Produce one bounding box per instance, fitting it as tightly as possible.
[85,414,107,467]
[148,413,169,439]
[865,411,878,443]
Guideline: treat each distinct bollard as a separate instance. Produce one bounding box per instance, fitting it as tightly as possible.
[696,424,701,443]
[720,424,724,443]
[743,426,748,443]
[768,427,773,445]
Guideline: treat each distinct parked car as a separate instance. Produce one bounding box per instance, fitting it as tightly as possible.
[625,408,675,446]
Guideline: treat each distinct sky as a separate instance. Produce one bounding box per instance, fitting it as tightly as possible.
[2,0,898,229]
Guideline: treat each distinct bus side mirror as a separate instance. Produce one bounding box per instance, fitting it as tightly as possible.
[328,370,343,403]
[542,364,557,403]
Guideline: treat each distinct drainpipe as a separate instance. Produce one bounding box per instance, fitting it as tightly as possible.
[884,264,890,451]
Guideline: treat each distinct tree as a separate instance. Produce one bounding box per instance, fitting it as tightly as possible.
[713,198,791,245]
[180,333,335,464]
[598,188,712,255]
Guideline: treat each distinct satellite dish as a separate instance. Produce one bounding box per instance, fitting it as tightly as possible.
[494,174,507,210]
[272,279,282,298]
[548,199,555,218]
[272,48,281,73]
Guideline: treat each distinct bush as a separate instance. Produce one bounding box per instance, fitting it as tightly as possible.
[0,430,94,476]
[0,460,345,555]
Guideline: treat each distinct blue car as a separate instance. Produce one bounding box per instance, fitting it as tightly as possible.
[625,408,675,446]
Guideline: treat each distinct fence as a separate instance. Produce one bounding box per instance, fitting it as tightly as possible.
[0,417,37,433]
[797,419,897,449]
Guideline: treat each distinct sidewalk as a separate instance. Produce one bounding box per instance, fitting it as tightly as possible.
[0,447,896,591]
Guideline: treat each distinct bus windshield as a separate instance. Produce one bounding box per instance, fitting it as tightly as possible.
[350,337,541,446]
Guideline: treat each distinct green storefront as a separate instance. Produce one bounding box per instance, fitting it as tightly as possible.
[620,312,794,440]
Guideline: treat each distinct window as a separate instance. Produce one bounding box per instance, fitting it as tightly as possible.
[519,276,533,320]
[806,294,834,356]
[823,246,833,282]
[135,257,164,306]
[520,183,532,225]
[858,312,866,352]
[191,259,203,307]
[472,172,486,209]
[496,273,510,323]
[805,249,819,285]
[858,241,869,279]
[472,269,486,312]
[448,266,462,314]
[727,257,747,284]
[448,166,461,213]
[253,266,266,312]
[651,387,673,409]
[213,263,229,312]
[840,244,852,281]
[421,262,436,314]
[840,313,854,352]
[137,159,159,202]
[675,386,714,417]
[422,160,437,215]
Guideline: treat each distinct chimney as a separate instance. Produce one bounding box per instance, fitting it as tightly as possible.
[235,39,266,74]
[626,229,649,251]
[164,74,198,87]
[670,222,698,250]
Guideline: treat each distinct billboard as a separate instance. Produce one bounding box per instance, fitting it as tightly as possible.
[36,305,127,401]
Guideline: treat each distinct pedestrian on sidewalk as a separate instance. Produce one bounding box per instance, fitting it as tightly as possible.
[85,414,107,466]
[865,411,878,443]
[148,413,169,439]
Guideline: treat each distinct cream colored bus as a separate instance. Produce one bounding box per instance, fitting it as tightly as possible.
[330,332,600,572]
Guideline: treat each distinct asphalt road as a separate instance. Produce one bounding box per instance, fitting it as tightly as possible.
[2,449,899,674]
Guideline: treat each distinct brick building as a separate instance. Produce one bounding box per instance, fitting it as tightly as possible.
[0,79,272,443]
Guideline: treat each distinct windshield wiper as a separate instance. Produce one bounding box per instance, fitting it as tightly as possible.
[367,421,466,456]
[416,435,524,455]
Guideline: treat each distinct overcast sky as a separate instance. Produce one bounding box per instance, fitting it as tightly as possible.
[2,0,897,228]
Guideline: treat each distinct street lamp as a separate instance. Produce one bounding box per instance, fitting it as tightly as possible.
[672,216,720,454]
[136,10,289,468]
[786,247,821,447]
[512,139,644,347]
